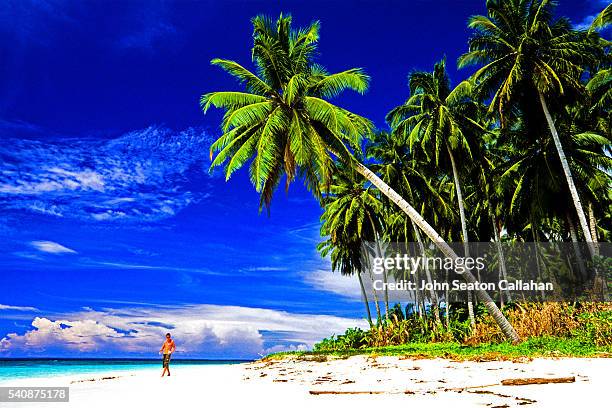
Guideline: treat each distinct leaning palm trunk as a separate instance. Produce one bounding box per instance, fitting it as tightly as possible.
[539,92,595,258]
[448,147,476,327]
[357,272,373,327]
[354,161,520,343]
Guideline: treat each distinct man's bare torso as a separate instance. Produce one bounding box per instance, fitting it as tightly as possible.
[161,339,175,354]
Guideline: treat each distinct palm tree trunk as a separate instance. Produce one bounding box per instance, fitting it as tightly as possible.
[366,269,382,324]
[367,216,391,318]
[363,253,382,323]
[447,147,470,250]
[491,213,510,304]
[354,161,520,343]
[357,271,373,327]
[376,238,390,319]
[588,202,600,256]
[371,281,382,324]
[587,202,607,300]
[445,269,450,331]
[381,266,391,318]
[447,146,476,327]
[412,221,442,325]
[531,218,547,300]
[538,91,594,258]
[567,212,588,282]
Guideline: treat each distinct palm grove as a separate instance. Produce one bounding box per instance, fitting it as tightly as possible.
[201,0,611,343]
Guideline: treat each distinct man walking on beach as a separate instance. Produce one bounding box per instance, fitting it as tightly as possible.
[159,333,176,377]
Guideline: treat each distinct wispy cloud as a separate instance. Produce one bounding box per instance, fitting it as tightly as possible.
[0,304,39,312]
[118,21,177,52]
[1,1,178,53]
[574,0,609,30]
[92,261,220,275]
[30,240,77,254]
[116,3,178,54]
[0,126,212,222]
[0,304,366,358]
[303,269,362,300]
[0,119,47,136]
[0,0,77,45]
[242,266,288,272]
[574,15,596,31]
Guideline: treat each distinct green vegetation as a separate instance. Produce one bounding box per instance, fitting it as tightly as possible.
[265,303,612,360]
[297,302,612,358]
[267,337,611,361]
[201,0,612,346]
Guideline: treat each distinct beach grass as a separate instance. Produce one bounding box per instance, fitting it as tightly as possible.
[265,336,612,361]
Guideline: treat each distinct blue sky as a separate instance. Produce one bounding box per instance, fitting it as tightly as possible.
[0,0,604,358]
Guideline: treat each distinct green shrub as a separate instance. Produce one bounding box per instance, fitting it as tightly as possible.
[314,302,612,352]
[314,327,368,352]
[573,310,612,347]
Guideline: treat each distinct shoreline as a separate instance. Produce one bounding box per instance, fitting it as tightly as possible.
[1,355,610,407]
[0,359,249,383]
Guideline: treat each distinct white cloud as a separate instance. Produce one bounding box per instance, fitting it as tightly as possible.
[243,266,288,272]
[0,304,367,358]
[0,126,212,222]
[92,261,220,275]
[30,240,77,254]
[0,304,39,312]
[574,1,609,31]
[303,269,363,300]
[574,15,596,30]
[2,317,123,352]
[264,343,308,355]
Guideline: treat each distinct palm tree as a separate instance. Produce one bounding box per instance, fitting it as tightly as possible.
[201,14,519,342]
[366,131,449,324]
[387,59,482,325]
[201,14,371,209]
[470,135,512,305]
[458,0,602,256]
[366,131,456,240]
[318,164,385,325]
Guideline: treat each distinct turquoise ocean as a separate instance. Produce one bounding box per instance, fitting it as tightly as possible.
[0,359,249,381]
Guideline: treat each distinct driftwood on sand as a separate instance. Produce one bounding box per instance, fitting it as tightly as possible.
[309,390,388,395]
[500,376,575,386]
[310,376,576,395]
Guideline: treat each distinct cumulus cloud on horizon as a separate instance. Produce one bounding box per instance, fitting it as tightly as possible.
[0,126,212,222]
[0,304,367,358]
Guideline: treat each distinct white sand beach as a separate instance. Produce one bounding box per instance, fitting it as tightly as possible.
[1,356,609,407]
